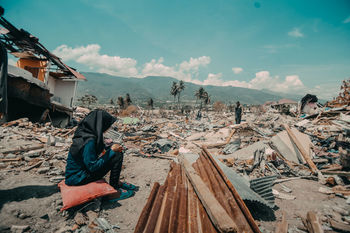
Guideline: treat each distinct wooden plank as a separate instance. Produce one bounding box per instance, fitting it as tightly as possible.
[329,219,350,232]
[206,128,236,149]
[0,158,21,162]
[1,144,44,154]
[275,212,288,233]
[321,170,350,177]
[134,182,160,233]
[202,147,261,233]
[158,164,178,233]
[198,153,253,233]
[206,142,227,149]
[1,118,27,127]
[182,157,238,233]
[303,211,324,233]
[60,126,77,137]
[22,161,43,172]
[283,124,318,174]
[225,129,236,144]
[143,182,167,233]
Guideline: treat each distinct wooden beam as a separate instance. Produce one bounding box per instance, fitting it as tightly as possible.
[134,182,160,233]
[1,144,44,154]
[1,118,27,127]
[225,129,236,144]
[329,219,350,232]
[202,147,261,233]
[303,211,324,233]
[321,170,350,177]
[206,142,227,149]
[274,212,288,233]
[205,128,237,149]
[283,124,318,174]
[182,157,238,233]
[0,158,21,162]
[60,126,77,137]
[22,161,43,172]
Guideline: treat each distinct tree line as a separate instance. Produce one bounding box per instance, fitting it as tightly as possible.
[77,80,212,111]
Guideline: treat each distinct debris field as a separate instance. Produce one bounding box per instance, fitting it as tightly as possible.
[1,85,350,233]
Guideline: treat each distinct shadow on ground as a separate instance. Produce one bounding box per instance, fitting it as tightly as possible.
[246,201,276,221]
[0,184,59,210]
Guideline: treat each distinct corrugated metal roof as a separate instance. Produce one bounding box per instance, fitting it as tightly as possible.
[250,176,277,208]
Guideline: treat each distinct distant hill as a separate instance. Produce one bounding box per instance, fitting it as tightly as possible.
[76,72,299,105]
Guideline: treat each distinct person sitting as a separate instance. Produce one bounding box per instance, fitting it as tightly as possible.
[64,109,136,201]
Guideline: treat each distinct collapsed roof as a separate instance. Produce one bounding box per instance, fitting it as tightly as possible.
[0,15,85,80]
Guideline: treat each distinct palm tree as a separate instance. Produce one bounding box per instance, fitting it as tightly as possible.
[195,87,205,110]
[117,96,125,109]
[203,91,210,111]
[147,98,154,110]
[170,81,178,108]
[125,93,132,106]
[177,80,185,105]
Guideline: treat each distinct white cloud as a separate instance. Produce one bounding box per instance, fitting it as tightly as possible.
[141,56,211,82]
[197,71,305,94]
[53,44,138,77]
[183,70,338,100]
[232,67,243,74]
[179,56,211,72]
[202,73,223,86]
[52,43,337,100]
[288,28,304,38]
[53,43,212,81]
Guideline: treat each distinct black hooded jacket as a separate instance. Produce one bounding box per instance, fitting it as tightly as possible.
[65,110,116,185]
[69,109,116,158]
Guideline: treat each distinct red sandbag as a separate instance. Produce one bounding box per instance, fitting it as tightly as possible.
[58,179,117,211]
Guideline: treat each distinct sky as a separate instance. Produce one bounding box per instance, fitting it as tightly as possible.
[1,0,350,99]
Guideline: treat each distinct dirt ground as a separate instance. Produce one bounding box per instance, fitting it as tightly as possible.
[259,179,347,232]
[1,153,347,233]
[0,155,171,233]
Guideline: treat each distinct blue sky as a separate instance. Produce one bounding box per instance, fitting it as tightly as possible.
[2,0,350,99]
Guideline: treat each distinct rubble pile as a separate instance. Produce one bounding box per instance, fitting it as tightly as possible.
[0,118,72,184]
[1,84,350,232]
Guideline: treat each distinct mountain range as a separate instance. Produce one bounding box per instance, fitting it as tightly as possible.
[76,72,303,105]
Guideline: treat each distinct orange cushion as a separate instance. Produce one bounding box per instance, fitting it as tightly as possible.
[58,179,117,211]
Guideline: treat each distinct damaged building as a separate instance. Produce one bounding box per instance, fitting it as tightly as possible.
[0,12,85,127]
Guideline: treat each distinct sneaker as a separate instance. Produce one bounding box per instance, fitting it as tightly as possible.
[108,188,134,202]
[120,182,138,191]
